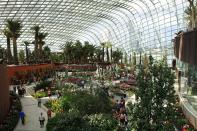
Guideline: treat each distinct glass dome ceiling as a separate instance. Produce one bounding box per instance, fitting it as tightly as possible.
[0,0,188,59]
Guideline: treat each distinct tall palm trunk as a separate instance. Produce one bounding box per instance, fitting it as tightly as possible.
[102,46,104,62]
[35,36,38,62]
[25,45,29,64]
[110,47,112,63]
[106,47,109,62]
[13,37,18,65]
[6,37,12,63]
[38,43,42,62]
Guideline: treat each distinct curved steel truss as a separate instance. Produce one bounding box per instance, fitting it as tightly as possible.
[0,0,188,60]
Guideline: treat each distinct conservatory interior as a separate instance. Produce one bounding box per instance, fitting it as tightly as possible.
[0,0,197,131]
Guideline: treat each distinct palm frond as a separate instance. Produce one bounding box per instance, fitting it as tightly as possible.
[6,19,22,38]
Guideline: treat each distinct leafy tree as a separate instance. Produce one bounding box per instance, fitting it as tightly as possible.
[6,19,22,65]
[112,49,123,63]
[63,41,73,64]
[83,41,96,63]
[43,46,51,62]
[73,40,83,63]
[18,50,25,64]
[63,41,97,64]
[50,53,62,63]
[95,47,103,62]
[130,55,176,130]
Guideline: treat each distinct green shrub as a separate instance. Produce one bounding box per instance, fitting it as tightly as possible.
[44,99,62,113]
[60,90,112,115]
[85,113,118,131]
[44,100,52,109]
[47,110,118,131]
[33,91,47,98]
[46,89,116,131]
[34,80,51,91]
[47,109,91,131]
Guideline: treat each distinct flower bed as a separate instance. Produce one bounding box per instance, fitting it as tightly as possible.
[64,77,81,84]
[63,64,97,72]
[71,72,95,77]
[174,105,195,130]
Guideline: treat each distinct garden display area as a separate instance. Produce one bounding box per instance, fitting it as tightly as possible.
[18,56,194,131]
[0,38,196,130]
[2,0,197,130]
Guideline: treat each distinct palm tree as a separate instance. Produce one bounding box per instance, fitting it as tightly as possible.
[38,32,48,61]
[2,28,12,64]
[23,41,30,64]
[31,25,40,62]
[6,19,22,65]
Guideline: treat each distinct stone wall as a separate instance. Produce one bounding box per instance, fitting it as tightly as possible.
[0,64,10,123]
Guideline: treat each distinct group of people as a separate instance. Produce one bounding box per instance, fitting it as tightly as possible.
[19,111,47,128]
[112,96,128,128]
[13,84,26,97]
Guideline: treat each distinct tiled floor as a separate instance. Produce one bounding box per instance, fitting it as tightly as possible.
[14,88,48,131]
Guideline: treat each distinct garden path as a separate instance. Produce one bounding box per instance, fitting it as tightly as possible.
[14,84,48,131]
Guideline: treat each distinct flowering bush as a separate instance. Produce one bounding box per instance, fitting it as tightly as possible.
[33,91,47,98]
[45,99,62,113]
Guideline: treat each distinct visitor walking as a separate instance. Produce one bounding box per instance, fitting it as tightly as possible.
[19,111,25,125]
[39,112,45,128]
[48,89,51,98]
[22,87,26,97]
[38,97,41,107]
[47,109,52,120]
[13,86,16,93]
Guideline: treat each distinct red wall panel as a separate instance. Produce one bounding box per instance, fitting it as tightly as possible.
[0,64,10,122]
[7,64,54,83]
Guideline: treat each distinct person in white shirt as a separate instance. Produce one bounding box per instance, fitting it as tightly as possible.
[39,112,45,128]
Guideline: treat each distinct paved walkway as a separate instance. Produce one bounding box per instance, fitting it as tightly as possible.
[14,91,48,131]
